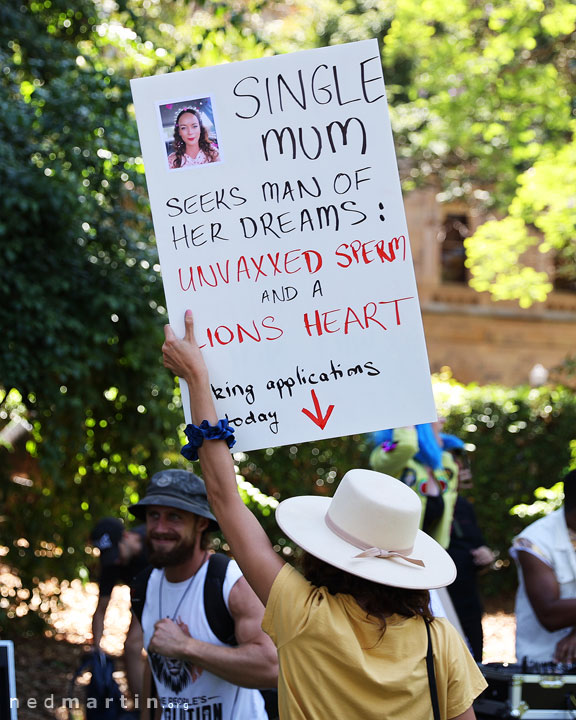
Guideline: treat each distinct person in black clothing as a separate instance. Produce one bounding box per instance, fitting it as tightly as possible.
[446,450,494,661]
[90,517,149,700]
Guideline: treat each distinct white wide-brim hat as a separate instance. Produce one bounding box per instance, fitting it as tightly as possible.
[275,469,456,590]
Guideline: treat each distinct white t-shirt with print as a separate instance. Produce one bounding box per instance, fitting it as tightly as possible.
[142,558,268,720]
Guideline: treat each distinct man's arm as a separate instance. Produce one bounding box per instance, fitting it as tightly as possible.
[141,660,162,720]
[517,550,576,631]
[92,594,110,649]
[148,575,278,688]
[162,310,284,606]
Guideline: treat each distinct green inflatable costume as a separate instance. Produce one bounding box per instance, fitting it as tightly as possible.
[369,427,459,549]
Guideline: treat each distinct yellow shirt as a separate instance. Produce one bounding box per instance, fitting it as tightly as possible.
[263,565,487,720]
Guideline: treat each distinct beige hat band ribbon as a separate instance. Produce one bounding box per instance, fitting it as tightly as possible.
[325,512,425,568]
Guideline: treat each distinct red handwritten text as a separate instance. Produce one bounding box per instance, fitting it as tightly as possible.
[198,316,284,349]
[178,248,323,293]
[303,296,414,337]
[335,236,406,268]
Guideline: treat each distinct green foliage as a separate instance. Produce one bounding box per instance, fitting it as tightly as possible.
[302,0,575,204]
[466,131,576,305]
[0,0,178,616]
[0,0,282,632]
[436,376,576,596]
[552,353,576,388]
[197,375,576,599]
[234,434,372,550]
[295,0,576,305]
[464,217,553,307]
[512,132,576,251]
[2,0,575,631]
[510,481,564,520]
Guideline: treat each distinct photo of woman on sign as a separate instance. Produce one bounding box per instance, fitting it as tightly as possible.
[167,105,220,169]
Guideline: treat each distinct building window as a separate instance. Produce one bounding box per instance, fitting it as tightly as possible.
[553,251,576,292]
[439,213,469,284]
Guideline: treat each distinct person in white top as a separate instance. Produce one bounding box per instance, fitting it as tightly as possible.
[510,469,576,663]
[129,470,277,720]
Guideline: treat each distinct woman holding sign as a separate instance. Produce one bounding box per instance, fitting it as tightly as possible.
[168,107,220,168]
[161,310,487,720]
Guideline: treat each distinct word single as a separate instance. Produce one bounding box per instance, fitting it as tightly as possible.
[266,358,381,400]
[178,248,323,293]
[233,56,385,119]
[303,296,414,337]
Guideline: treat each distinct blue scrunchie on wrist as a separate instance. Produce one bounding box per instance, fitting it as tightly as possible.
[181,419,236,461]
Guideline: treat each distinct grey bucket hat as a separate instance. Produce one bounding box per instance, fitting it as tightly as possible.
[129,469,218,528]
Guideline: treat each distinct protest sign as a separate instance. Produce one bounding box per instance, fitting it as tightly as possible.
[131,39,436,451]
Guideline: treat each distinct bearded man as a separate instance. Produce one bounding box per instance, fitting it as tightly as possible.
[129,469,277,720]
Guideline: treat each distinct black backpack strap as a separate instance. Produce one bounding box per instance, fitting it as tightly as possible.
[130,565,154,624]
[204,553,237,646]
[204,554,279,718]
[425,619,441,720]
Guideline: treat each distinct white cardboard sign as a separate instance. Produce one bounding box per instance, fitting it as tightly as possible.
[131,39,436,452]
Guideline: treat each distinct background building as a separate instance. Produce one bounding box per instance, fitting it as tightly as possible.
[406,190,576,385]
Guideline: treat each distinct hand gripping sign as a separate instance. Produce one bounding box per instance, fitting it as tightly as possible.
[131,39,436,452]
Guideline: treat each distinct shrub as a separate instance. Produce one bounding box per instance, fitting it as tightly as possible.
[233,375,576,598]
[436,376,576,596]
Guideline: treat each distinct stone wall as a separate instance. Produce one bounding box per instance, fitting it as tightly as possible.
[404,190,576,385]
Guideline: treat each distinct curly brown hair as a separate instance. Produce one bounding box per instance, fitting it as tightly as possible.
[300,551,433,633]
[171,108,218,167]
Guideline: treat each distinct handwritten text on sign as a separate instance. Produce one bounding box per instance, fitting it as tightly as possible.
[131,40,436,451]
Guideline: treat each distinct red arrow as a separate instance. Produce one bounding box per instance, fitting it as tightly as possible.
[301,389,335,430]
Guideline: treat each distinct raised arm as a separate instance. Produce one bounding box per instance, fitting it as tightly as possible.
[162,310,285,606]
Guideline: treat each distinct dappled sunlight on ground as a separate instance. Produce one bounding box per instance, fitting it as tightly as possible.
[9,570,517,719]
[10,578,134,719]
[483,611,516,664]
[49,576,517,663]
[49,580,131,656]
